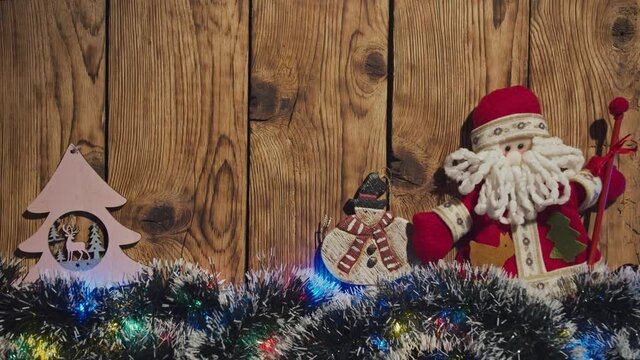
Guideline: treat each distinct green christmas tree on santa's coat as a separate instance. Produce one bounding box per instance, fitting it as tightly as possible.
[547,212,585,263]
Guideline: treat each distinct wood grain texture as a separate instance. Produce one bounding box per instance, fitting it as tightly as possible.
[1,0,638,281]
[390,0,530,260]
[249,0,388,270]
[530,0,640,267]
[108,0,249,282]
[0,0,105,262]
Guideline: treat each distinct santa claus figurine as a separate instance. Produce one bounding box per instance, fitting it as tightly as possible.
[412,86,626,290]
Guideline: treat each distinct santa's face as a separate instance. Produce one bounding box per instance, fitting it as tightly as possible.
[444,136,585,225]
[501,137,532,164]
[502,137,533,155]
[355,207,385,225]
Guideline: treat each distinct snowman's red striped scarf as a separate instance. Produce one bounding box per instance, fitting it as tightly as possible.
[336,212,402,274]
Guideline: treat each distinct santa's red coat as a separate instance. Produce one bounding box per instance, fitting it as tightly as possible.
[412,157,625,289]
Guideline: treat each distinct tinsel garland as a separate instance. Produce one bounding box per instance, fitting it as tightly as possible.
[0,255,638,360]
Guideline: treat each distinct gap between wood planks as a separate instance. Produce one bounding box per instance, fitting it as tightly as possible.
[385,0,396,190]
[244,0,255,276]
[104,0,111,183]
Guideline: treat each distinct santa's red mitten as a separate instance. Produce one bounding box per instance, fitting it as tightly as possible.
[584,156,627,203]
[412,212,453,263]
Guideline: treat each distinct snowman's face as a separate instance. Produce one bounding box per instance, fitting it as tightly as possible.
[355,207,385,225]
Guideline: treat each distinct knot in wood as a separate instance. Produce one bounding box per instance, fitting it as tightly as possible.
[141,204,177,235]
[363,51,386,80]
[249,79,279,121]
[389,145,427,189]
[611,16,635,47]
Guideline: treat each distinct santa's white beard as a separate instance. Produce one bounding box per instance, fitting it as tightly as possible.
[444,137,585,225]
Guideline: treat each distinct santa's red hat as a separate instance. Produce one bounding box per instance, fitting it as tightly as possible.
[471,86,550,151]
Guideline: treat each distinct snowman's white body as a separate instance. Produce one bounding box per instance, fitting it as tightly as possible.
[321,216,411,285]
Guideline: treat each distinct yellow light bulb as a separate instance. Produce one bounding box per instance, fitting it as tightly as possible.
[24,336,58,360]
[392,321,404,335]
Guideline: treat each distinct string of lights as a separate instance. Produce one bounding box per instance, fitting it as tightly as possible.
[0,256,637,359]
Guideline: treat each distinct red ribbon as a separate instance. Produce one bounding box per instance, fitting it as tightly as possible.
[357,193,378,199]
[591,134,637,175]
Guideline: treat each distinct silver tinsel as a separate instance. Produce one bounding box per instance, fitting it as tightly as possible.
[0,255,637,360]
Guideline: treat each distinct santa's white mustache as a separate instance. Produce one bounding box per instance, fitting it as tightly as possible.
[443,137,585,225]
[506,151,522,166]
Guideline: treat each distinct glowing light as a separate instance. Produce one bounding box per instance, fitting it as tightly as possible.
[304,274,340,305]
[389,312,419,338]
[107,321,120,335]
[122,318,144,335]
[441,308,467,325]
[207,278,218,290]
[564,329,609,360]
[259,336,278,354]
[370,336,389,352]
[74,299,96,320]
[70,285,98,321]
[20,336,58,360]
[391,321,406,336]
[577,332,608,359]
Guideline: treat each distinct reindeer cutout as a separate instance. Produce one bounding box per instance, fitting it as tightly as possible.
[62,224,89,261]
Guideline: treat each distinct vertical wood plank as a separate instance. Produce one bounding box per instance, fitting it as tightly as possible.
[391,0,529,259]
[530,0,640,267]
[0,0,105,261]
[109,0,249,282]
[249,0,389,270]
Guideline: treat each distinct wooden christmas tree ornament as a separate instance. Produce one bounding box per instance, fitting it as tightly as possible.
[320,173,411,285]
[18,144,147,285]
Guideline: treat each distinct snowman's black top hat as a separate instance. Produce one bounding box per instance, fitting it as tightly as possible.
[344,173,388,213]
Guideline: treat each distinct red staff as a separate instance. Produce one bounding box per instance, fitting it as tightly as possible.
[587,97,635,266]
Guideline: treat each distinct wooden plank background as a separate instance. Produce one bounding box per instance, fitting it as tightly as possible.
[1,0,638,281]
[108,0,248,283]
[250,0,388,271]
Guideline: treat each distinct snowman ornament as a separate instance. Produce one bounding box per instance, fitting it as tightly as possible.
[321,173,411,285]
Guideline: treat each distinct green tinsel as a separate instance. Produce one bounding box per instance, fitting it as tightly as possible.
[0,255,638,360]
